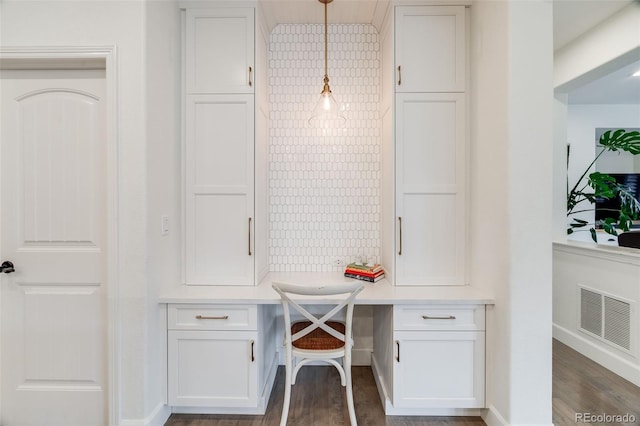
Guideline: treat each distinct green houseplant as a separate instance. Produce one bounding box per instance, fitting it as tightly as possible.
[567,129,640,242]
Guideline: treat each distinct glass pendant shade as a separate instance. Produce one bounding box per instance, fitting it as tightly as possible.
[309,78,345,126]
[309,0,345,127]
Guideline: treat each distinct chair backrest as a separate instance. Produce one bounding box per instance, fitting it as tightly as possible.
[618,231,640,249]
[272,282,365,347]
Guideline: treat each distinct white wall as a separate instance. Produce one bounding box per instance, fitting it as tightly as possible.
[568,104,640,179]
[145,1,181,424]
[470,0,553,424]
[1,1,152,424]
[553,243,640,387]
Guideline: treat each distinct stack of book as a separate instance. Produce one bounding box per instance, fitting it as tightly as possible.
[344,263,385,283]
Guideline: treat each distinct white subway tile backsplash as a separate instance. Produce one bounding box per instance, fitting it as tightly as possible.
[269,24,381,272]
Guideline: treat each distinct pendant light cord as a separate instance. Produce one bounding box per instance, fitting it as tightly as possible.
[324,1,328,79]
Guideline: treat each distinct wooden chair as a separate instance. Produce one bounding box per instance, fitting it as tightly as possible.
[272,281,365,426]
[618,231,640,249]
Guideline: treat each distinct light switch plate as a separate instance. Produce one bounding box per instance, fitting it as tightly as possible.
[161,215,169,236]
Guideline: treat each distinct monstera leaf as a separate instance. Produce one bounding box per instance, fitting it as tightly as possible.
[599,129,640,154]
[567,129,640,242]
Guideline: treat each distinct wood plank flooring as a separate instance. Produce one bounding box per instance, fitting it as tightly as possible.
[165,366,484,426]
[553,339,640,425]
[166,339,640,426]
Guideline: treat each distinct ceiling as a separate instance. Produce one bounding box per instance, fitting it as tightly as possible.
[261,0,389,30]
[553,0,639,105]
[553,0,632,50]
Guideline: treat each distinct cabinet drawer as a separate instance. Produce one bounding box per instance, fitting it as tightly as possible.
[394,305,484,331]
[168,304,257,330]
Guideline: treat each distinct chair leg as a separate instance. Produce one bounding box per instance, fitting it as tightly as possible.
[281,350,293,426]
[344,352,357,426]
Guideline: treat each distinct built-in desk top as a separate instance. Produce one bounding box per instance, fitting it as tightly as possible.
[159,272,494,305]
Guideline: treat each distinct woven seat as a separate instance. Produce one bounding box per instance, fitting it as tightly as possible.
[272,281,364,426]
[291,320,345,350]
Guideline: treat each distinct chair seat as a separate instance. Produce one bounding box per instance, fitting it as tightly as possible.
[291,320,345,350]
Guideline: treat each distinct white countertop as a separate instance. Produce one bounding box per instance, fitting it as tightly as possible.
[159,272,494,305]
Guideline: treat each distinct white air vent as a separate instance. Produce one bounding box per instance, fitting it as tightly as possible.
[604,296,631,351]
[579,286,633,352]
[580,288,602,337]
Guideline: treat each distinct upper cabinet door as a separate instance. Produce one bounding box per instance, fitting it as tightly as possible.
[186,8,255,94]
[395,6,466,93]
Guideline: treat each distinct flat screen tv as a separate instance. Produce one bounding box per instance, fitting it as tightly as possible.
[595,173,640,226]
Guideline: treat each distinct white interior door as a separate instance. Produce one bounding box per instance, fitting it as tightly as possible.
[0,68,108,425]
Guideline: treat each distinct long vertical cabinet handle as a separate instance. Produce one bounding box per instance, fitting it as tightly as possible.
[250,340,255,362]
[248,66,253,87]
[398,217,402,255]
[395,340,400,362]
[248,217,252,256]
[397,65,401,86]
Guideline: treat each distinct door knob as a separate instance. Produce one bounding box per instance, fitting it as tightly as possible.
[1,261,15,274]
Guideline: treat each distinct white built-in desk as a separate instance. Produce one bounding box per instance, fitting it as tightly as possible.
[160,272,494,417]
[160,272,494,305]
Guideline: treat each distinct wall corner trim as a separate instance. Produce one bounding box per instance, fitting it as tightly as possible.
[120,403,171,426]
[483,405,508,426]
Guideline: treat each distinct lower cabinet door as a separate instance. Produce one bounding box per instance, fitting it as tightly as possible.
[393,330,484,408]
[168,330,258,407]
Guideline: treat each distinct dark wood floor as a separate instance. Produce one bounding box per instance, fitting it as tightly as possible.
[166,339,640,425]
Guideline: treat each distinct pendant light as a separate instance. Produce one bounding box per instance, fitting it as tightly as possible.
[309,0,346,127]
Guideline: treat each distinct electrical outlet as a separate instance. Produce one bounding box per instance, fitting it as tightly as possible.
[334,258,344,267]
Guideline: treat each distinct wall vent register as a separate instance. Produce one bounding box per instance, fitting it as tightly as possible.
[579,286,632,351]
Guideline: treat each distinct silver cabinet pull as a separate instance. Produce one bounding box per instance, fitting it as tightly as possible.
[248,217,252,256]
[397,65,401,86]
[422,315,456,320]
[250,339,255,362]
[395,340,400,362]
[195,315,229,320]
[398,217,402,255]
[249,66,253,87]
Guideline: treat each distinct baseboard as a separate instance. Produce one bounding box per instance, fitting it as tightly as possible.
[482,405,555,426]
[352,348,372,366]
[483,405,508,426]
[259,351,279,413]
[120,402,171,426]
[553,323,640,386]
[370,354,392,413]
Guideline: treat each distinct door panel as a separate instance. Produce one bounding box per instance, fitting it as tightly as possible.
[185,94,255,285]
[395,6,466,92]
[1,69,107,426]
[185,8,255,94]
[395,93,466,285]
[394,331,484,408]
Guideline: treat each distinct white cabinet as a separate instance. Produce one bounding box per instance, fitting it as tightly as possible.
[390,5,468,286]
[395,6,466,93]
[167,304,278,412]
[372,304,485,414]
[183,5,262,286]
[185,8,255,94]
[185,94,255,285]
[168,330,258,407]
[395,93,466,285]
